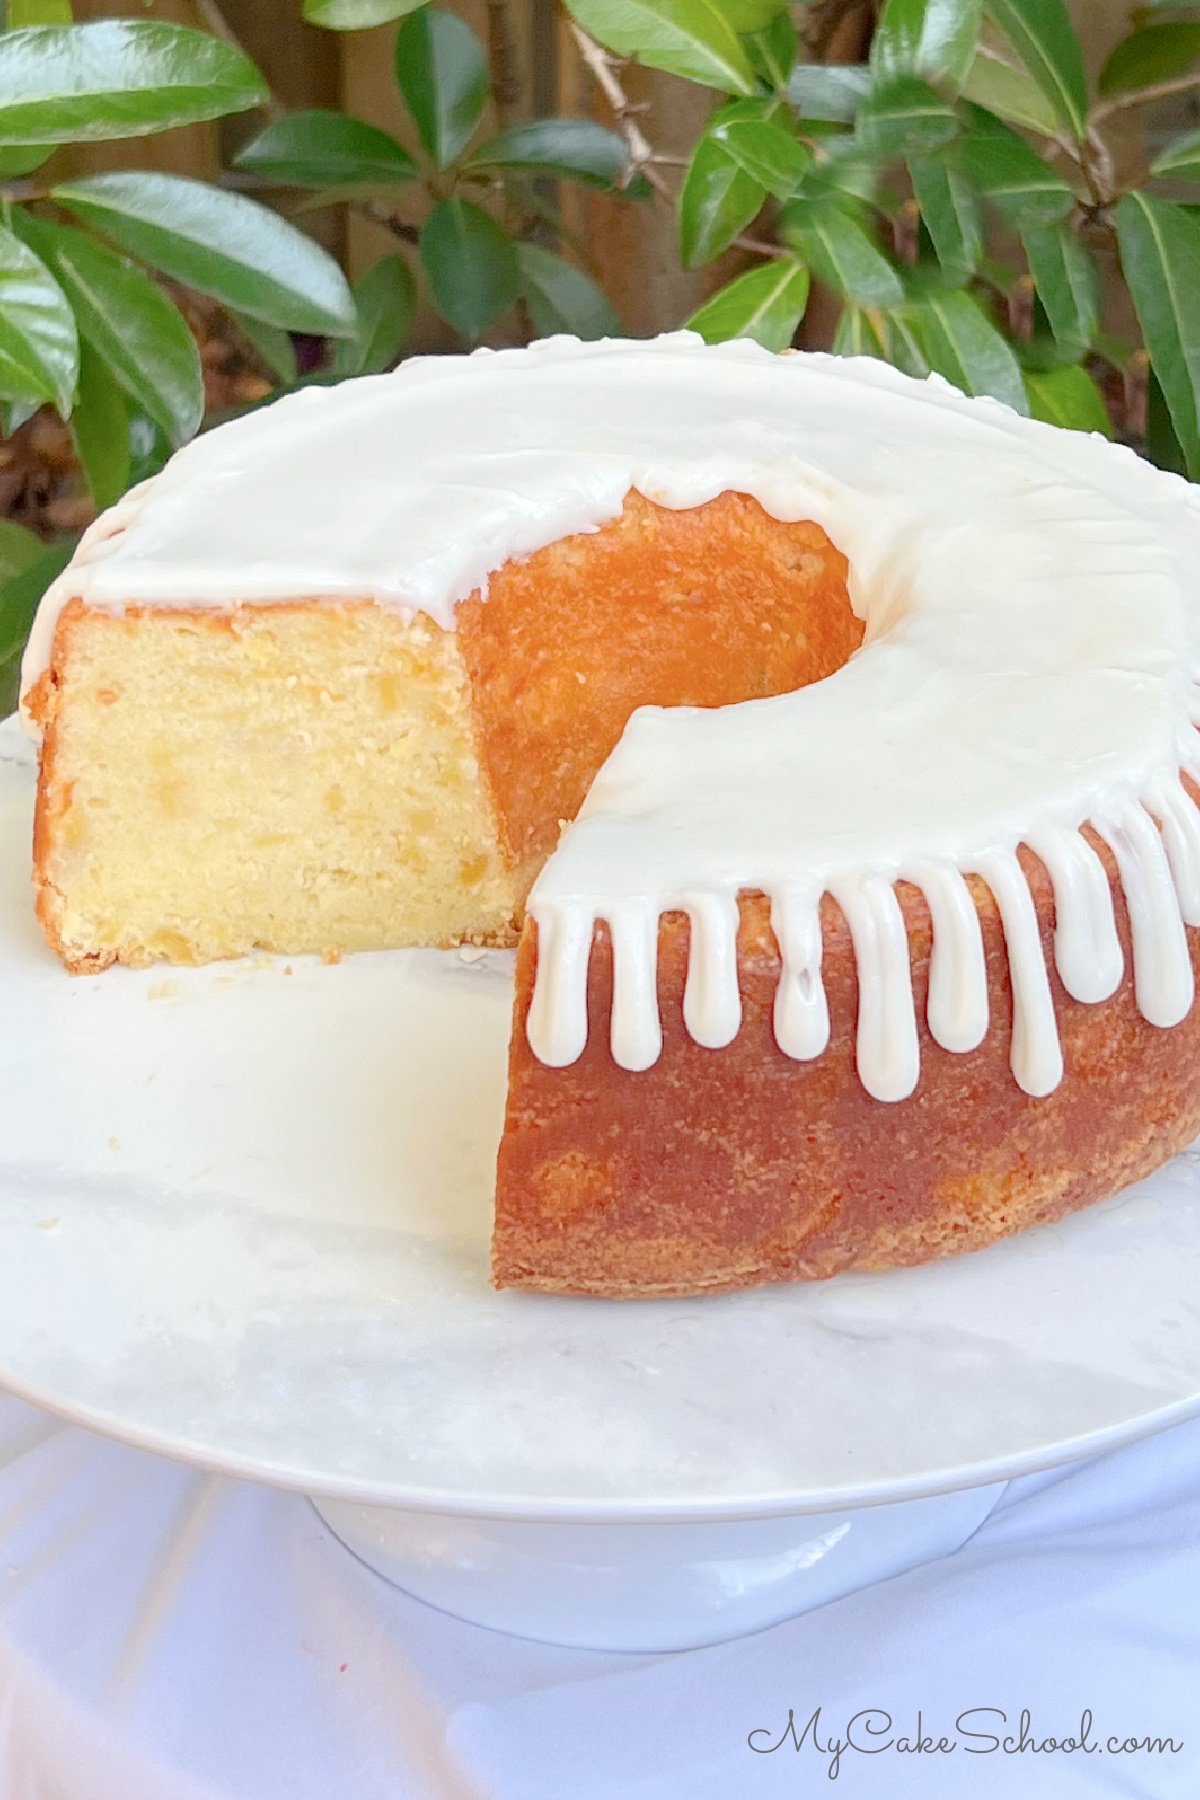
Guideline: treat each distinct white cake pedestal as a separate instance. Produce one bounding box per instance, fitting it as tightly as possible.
[314,1482,1009,1651]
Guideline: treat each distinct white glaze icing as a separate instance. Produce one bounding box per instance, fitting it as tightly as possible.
[915,861,988,1053]
[22,332,1200,1098]
[770,888,829,1064]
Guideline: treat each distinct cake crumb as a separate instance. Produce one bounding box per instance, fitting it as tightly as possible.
[146,979,177,1001]
[458,945,488,966]
[322,947,343,966]
[107,1136,120,1152]
[37,1218,59,1232]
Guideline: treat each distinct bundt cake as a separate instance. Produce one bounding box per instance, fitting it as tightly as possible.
[19,333,1200,1297]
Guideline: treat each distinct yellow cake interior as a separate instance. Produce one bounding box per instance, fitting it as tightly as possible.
[33,601,521,968]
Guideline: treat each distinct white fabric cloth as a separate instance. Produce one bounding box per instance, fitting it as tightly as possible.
[0,1397,1198,1799]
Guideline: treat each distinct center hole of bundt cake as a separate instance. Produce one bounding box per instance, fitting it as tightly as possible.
[456,488,862,882]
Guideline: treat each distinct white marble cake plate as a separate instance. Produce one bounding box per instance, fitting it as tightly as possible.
[3,718,1200,1649]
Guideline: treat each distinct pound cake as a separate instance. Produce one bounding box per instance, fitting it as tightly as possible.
[19,333,1200,1297]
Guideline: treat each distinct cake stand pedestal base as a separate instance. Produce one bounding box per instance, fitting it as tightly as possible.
[312,1481,1009,1652]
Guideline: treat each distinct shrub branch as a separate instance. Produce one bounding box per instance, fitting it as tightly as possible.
[568,23,788,261]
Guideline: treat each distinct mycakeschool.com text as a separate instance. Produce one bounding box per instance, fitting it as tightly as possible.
[746,1706,1184,1782]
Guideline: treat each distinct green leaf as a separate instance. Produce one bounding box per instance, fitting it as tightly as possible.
[797,140,883,205]
[419,198,518,338]
[0,519,45,584]
[0,142,51,174]
[1152,127,1200,179]
[330,254,415,376]
[0,222,75,413]
[686,258,810,351]
[466,119,630,187]
[678,132,765,267]
[126,408,169,486]
[0,22,267,145]
[1114,190,1200,478]
[960,124,1075,224]
[1146,371,1186,477]
[909,152,982,282]
[286,178,421,216]
[562,0,757,94]
[881,306,931,375]
[1021,221,1098,359]
[71,336,129,508]
[303,0,426,26]
[1024,363,1112,435]
[723,0,788,24]
[1092,328,1133,371]
[1099,22,1200,96]
[230,308,296,383]
[831,303,888,358]
[517,242,621,339]
[0,0,66,178]
[8,0,74,22]
[779,202,904,305]
[786,62,871,121]
[710,107,810,198]
[394,7,488,167]
[959,44,1063,133]
[857,72,959,157]
[0,536,71,717]
[18,212,201,444]
[982,0,1087,137]
[233,111,417,187]
[745,11,796,90]
[53,171,355,337]
[871,0,983,88]
[961,97,1023,135]
[904,286,1028,410]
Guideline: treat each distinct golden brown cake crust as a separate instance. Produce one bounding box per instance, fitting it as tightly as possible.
[493,830,1200,1297]
[28,601,98,972]
[457,489,859,867]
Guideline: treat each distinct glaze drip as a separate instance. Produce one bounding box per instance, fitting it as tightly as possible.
[973,851,1063,1098]
[770,890,829,1063]
[1038,829,1124,1009]
[917,864,988,1055]
[1151,775,1200,927]
[1096,804,1194,1029]
[607,900,662,1073]
[681,892,742,1055]
[835,876,919,1102]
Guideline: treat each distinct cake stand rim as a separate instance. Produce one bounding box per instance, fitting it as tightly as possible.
[2,1362,1196,1522]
